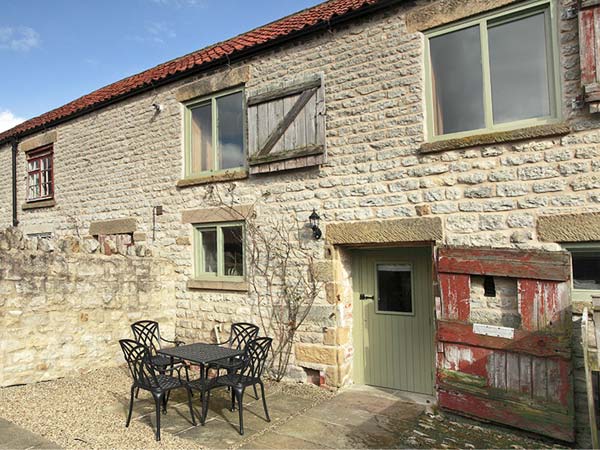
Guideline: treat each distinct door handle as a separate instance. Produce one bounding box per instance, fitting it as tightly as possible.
[360,294,374,301]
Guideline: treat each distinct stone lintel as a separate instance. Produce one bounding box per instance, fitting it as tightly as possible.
[175,66,251,103]
[538,212,600,242]
[326,217,442,245]
[20,131,57,153]
[405,0,521,33]
[186,279,248,292]
[89,218,137,236]
[420,123,570,154]
[181,204,252,224]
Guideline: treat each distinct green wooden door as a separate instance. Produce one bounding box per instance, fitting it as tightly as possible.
[352,247,435,394]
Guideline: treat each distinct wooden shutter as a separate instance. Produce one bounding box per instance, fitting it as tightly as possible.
[246,74,325,174]
[580,1,600,113]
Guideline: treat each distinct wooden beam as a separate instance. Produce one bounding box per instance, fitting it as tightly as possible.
[248,145,324,165]
[247,77,321,107]
[436,320,571,359]
[437,246,571,281]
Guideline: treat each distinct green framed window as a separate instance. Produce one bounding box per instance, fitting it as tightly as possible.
[194,222,245,280]
[184,89,245,177]
[424,0,561,141]
[563,243,600,302]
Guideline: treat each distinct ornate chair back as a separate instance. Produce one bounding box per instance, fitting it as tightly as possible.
[239,337,272,381]
[119,339,159,390]
[229,323,259,350]
[131,320,162,356]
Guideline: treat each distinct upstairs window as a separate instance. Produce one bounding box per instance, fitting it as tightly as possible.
[425,0,560,140]
[184,89,245,177]
[564,244,600,302]
[26,145,54,201]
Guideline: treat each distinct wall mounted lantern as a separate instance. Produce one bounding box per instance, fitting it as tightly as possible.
[309,209,322,240]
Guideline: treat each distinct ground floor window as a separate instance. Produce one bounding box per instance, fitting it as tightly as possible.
[193,222,244,279]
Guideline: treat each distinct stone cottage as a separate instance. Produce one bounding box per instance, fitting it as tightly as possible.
[1,0,600,444]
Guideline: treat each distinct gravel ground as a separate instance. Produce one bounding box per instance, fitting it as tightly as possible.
[0,366,196,449]
[0,366,334,450]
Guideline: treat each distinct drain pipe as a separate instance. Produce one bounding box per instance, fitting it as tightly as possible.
[11,139,18,227]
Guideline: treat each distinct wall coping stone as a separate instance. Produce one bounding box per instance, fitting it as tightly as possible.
[326,217,443,245]
[89,218,137,236]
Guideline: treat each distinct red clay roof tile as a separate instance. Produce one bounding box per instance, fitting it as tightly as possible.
[0,0,387,144]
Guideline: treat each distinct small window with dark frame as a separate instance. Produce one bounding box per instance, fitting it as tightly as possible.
[26,145,54,202]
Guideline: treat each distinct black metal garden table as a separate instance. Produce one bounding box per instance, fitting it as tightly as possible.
[157,342,243,374]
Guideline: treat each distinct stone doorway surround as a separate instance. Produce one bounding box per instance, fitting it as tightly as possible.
[293,217,443,388]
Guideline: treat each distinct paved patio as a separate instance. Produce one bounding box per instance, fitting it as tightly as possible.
[0,367,565,449]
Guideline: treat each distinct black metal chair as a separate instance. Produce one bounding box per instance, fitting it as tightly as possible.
[131,320,184,370]
[196,337,272,435]
[119,339,196,441]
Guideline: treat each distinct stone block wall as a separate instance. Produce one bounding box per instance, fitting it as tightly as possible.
[0,144,12,230]
[0,227,176,387]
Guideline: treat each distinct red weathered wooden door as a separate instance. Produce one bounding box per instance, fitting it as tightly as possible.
[436,247,574,442]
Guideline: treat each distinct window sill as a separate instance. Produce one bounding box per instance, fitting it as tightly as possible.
[420,122,571,153]
[186,279,248,292]
[22,198,56,210]
[176,169,248,188]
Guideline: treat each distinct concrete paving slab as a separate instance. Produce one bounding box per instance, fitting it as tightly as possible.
[176,415,259,448]
[0,417,60,449]
[239,430,331,449]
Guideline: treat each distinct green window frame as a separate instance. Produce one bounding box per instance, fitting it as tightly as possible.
[184,88,246,177]
[563,243,600,302]
[424,0,561,142]
[193,221,245,281]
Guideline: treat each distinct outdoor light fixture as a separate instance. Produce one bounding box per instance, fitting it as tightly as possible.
[309,209,322,240]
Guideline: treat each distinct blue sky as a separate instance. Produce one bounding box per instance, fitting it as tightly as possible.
[0,0,322,132]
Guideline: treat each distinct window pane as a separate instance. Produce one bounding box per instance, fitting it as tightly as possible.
[572,251,600,290]
[217,92,244,170]
[377,264,412,313]
[223,226,244,276]
[190,103,213,173]
[200,228,217,274]
[430,26,485,135]
[489,12,551,124]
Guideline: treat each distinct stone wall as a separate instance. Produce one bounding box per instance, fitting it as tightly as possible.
[0,227,176,387]
[0,143,12,230]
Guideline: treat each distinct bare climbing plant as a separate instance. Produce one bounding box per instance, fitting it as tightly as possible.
[204,184,324,381]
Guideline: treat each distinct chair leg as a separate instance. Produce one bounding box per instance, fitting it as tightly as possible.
[259,381,270,422]
[153,393,163,441]
[135,387,140,399]
[230,388,236,412]
[235,388,245,435]
[163,391,170,414]
[253,384,259,400]
[126,385,135,427]
[201,389,211,425]
[186,387,196,426]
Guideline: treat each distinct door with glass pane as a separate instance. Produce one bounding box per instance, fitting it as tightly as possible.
[352,247,435,394]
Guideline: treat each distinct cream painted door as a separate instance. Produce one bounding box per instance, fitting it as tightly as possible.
[352,247,435,394]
